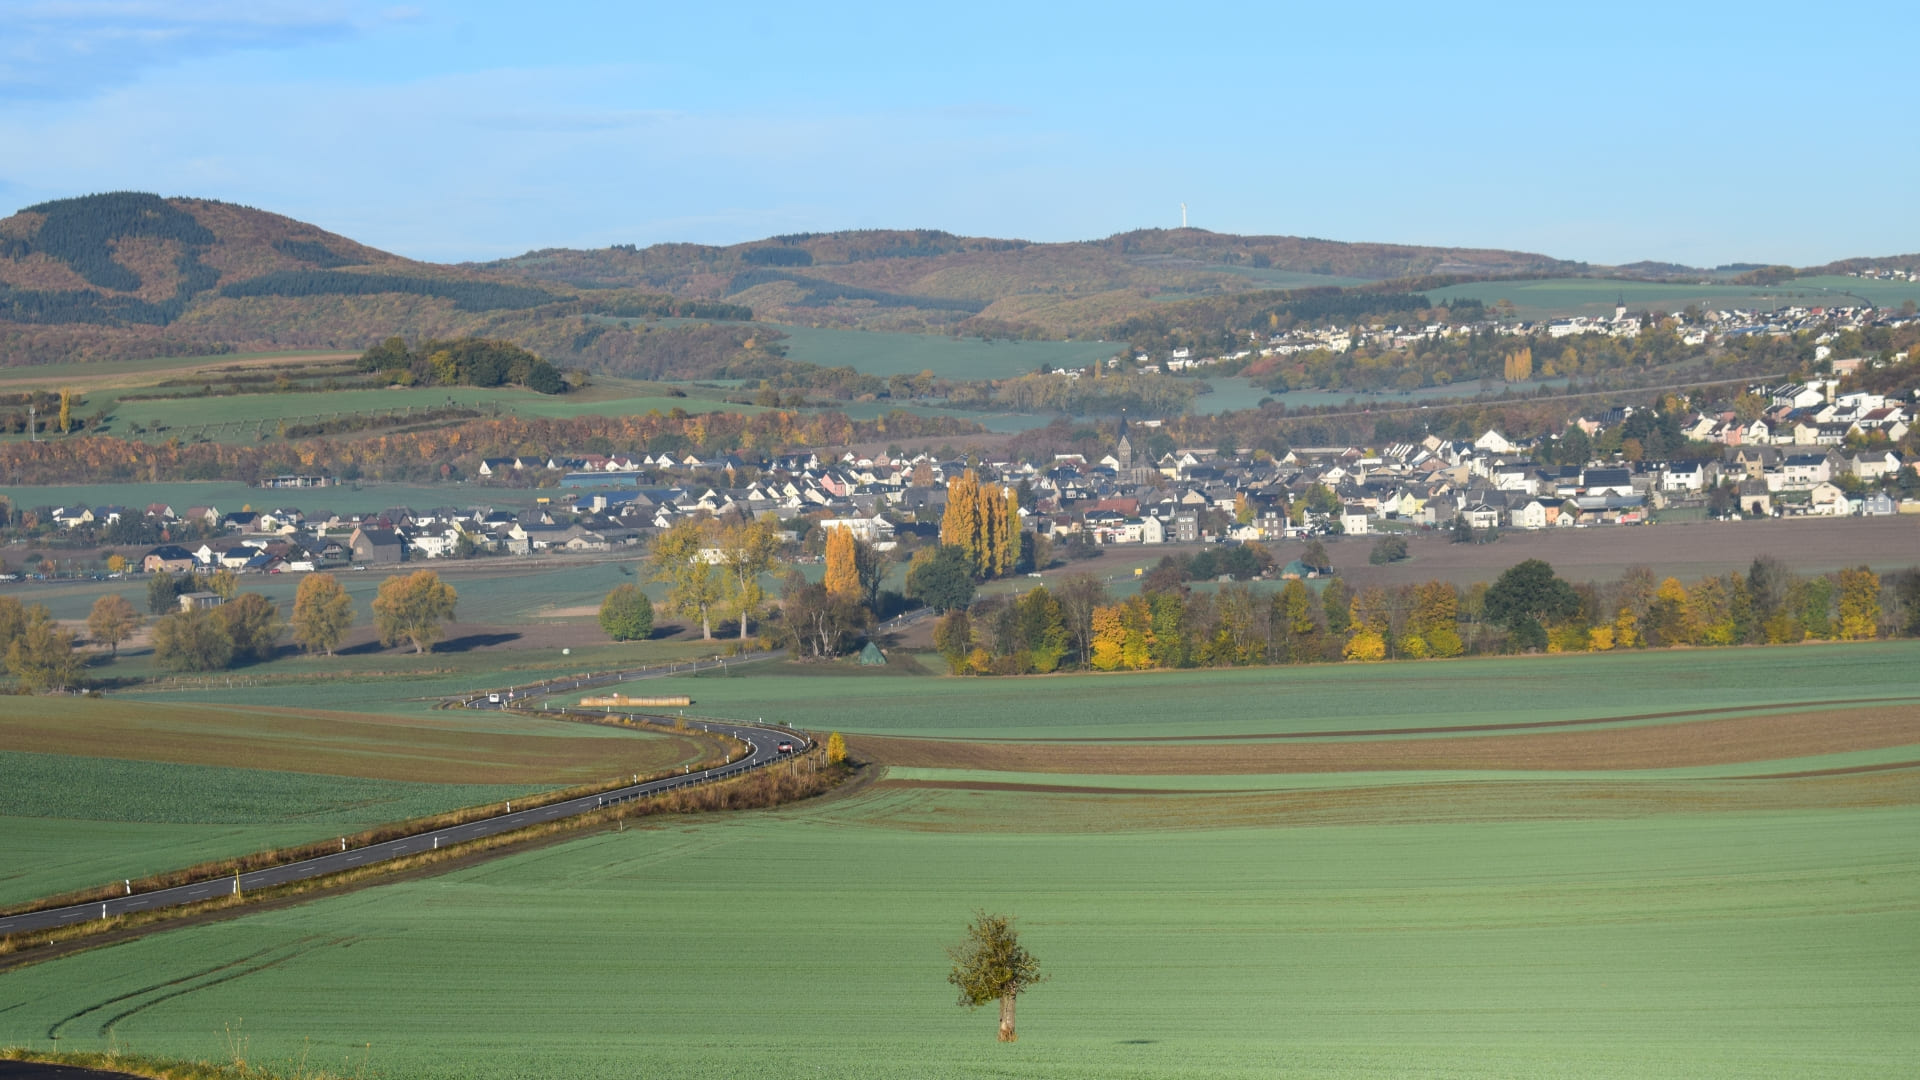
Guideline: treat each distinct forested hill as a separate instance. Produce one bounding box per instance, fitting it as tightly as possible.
[0,193,739,366]
[475,227,1585,337]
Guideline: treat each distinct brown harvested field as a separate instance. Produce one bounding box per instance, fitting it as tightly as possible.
[856,768,1920,833]
[1318,515,1920,588]
[847,704,1920,774]
[0,697,707,784]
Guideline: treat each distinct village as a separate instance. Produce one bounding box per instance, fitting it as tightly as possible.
[5,367,1914,588]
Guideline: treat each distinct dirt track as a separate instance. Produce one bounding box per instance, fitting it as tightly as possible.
[848,705,1920,775]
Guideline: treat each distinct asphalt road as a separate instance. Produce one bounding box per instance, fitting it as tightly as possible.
[0,661,809,938]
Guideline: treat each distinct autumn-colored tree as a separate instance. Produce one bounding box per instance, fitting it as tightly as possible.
[86,593,142,657]
[647,517,725,640]
[947,911,1047,1043]
[217,592,280,663]
[823,525,860,599]
[1690,575,1736,645]
[717,514,782,640]
[291,573,355,655]
[941,471,982,565]
[1503,346,1533,382]
[6,605,82,691]
[1343,629,1387,661]
[151,608,233,672]
[825,731,847,765]
[58,387,74,435]
[934,610,973,674]
[206,568,239,601]
[940,470,1019,579]
[1645,577,1693,646]
[372,570,458,653]
[1836,566,1881,640]
[1272,578,1321,663]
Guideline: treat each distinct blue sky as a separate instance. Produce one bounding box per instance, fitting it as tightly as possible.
[1,1,1913,266]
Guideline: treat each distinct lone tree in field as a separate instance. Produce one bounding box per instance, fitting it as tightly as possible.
[947,910,1047,1043]
[372,570,458,654]
[598,583,655,641]
[86,593,142,657]
[291,572,355,656]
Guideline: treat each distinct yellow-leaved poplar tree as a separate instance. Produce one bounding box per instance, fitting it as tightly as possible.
[822,525,860,599]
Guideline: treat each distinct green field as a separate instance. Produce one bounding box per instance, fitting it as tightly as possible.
[775,324,1121,379]
[1425,275,1920,320]
[0,751,537,907]
[1,633,1913,1078]
[1,792,1911,1078]
[73,379,756,445]
[588,641,1920,740]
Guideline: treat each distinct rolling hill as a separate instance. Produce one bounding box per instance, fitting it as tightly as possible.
[2,193,1911,375]
[475,227,1588,336]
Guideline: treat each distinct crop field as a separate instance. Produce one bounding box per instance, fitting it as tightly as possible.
[76,381,753,445]
[2,639,1916,1077]
[0,695,705,904]
[591,640,1920,741]
[1423,276,1920,319]
[774,324,1121,379]
[0,351,355,393]
[0,784,1911,1078]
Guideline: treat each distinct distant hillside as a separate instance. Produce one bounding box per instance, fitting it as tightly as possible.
[475,228,1584,337]
[0,193,738,368]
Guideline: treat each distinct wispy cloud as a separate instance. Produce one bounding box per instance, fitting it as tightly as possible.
[0,2,396,99]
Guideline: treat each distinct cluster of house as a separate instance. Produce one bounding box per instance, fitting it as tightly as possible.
[1016,421,1916,545]
[32,386,1918,582]
[1117,302,1916,372]
[1699,379,1914,448]
[129,500,652,576]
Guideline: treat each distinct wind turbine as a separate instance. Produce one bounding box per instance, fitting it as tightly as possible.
[1180,202,1188,229]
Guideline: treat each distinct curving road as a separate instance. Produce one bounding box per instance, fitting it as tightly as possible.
[0,669,809,938]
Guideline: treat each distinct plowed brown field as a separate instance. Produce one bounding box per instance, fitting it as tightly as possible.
[848,704,1920,774]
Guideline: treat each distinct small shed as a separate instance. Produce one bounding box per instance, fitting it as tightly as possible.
[857,641,887,666]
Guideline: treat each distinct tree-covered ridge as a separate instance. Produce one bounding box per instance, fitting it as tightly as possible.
[9,192,216,291]
[220,269,559,312]
[271,238,364,268]
[727,268,989,313]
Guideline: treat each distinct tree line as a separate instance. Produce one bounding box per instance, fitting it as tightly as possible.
[927,555,1919,677]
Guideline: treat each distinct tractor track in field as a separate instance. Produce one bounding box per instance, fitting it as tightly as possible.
[867,696,1920,744]
[849,704,1920,775]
